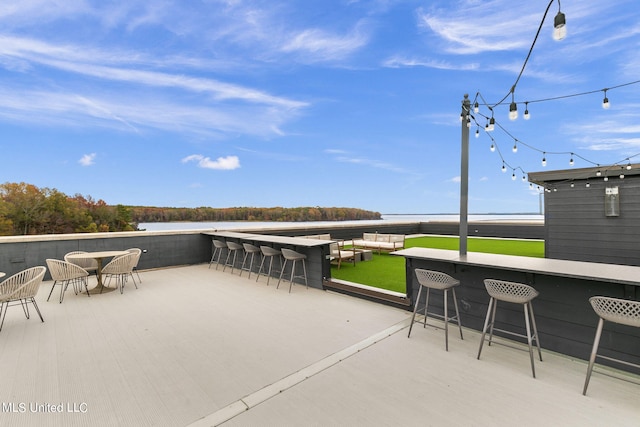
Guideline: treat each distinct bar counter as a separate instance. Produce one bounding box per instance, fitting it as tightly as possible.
[393,248,640,371]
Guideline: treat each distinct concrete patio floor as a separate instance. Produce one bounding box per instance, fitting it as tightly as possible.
[0,263,638,426]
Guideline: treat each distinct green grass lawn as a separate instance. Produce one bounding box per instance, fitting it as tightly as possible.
[331,236,544,294]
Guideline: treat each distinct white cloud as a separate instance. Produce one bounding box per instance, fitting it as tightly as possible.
[79,153,96,166]
[182,154,241,170]
[280,22,369,62]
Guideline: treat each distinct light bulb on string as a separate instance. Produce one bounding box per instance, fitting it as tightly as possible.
[626,163,632,170]
[512,141,518,153]
[475,128,480,138]
[620,167,625,179]
[541,153,547,167]
[509,101,518,121]
[487,117,495,132]
[521,174,526,182]
[511,172,516,181]
[586,181,590,188]
[553,9,566,41]
[569,155,574,166]
[604,176,609,182]
[570,181,575,188]
[501,163,507,173]
[596,169,602,177]
[473,102,479,113]
[490,143,495,152]
[523,102,530,120]
[602,89,610,109]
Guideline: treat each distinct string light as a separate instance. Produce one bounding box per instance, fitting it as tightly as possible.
[602,89,610,109]
[464,3,640,189]
[475,128,480,138]
[508,89,518,121]
[553,3,566,41]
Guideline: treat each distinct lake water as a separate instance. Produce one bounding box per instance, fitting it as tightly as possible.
[139,214,544,231]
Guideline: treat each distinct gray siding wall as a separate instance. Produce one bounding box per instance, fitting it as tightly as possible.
[544,177,640,266]
[0,231,211,280]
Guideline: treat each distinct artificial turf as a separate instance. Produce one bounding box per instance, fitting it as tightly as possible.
[330,235,544,293]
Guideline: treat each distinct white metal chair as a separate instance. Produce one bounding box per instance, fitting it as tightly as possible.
[277,248,308,293]
[46,259,90,303]
[102,252,137,294]
[583,296,640,395]
[256,246,282,286]
[408,269,463,351]
[223,241,244,274]
[240,243,262,278]
[209,239,227,270]
[477,279,542,377]
[0,266,46,332]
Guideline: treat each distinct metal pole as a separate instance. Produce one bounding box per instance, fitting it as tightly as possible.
[460,94,470,256]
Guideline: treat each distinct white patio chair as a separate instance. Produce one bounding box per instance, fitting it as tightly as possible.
[0,266,47,332]
[65,251,98,281]
[329,241,356,269]
[123,248,142,285]
[102,252,137,294]
[46,259,90,303]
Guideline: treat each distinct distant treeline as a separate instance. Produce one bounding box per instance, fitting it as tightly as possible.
[0,182,381,236]
[130,206,381,223]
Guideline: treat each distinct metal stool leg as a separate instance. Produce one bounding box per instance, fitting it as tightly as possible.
[528,302,543,361]
[583,317,604,395]
[451,287,464,340]
[524,302,536,378]
[477,297,495,359]
[408,285,424,338]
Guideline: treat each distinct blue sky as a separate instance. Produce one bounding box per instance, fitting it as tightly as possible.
[1,0,639,214]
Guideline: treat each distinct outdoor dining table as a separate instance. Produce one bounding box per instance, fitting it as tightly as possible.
[66,250,128,294]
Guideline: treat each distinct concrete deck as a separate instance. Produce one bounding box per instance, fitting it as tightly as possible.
[0,264,638,426]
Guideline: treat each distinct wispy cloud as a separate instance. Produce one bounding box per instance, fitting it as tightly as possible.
[416,4,539,55]
[280,21,370,62]
[334,154,416,176]
[182,154,241,170]
[79,153,96,166]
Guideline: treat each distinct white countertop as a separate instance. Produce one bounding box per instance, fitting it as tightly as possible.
[393,247,640,286]
[204,231,332,247]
